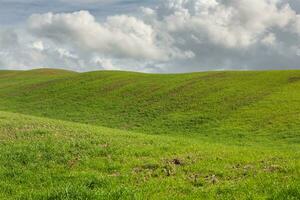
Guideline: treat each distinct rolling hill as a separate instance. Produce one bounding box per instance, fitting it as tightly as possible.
[0,69,299,199]
[1,69,300,142]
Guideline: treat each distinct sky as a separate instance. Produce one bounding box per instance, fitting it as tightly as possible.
[1,0,300,73]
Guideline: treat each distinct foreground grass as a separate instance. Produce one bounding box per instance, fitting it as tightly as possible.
[0,111,299,199]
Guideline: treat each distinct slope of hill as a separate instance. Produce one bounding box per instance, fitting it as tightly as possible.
[1,69,300,143]
[0,69,300,199]
[0,111,299,199]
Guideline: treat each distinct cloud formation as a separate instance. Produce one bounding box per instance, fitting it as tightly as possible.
[1,0,300,72]
[28,11,166,60]
[160,0,295,47]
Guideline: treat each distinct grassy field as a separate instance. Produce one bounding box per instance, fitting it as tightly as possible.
[0,69,299,199]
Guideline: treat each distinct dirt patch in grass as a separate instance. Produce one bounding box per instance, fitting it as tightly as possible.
[288,76,300,83]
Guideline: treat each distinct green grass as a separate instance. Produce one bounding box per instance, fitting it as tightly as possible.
[0,69,299,199]
[1,69,300,138]
[0,111,299,199]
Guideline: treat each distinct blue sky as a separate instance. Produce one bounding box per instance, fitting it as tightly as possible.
[1,0,300,72]
[0,0,155,25]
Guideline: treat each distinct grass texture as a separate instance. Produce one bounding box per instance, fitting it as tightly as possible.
[0,69,299,199]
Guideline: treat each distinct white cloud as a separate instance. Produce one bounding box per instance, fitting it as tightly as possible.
[261,33,277,46]
[2,0,300,72]
[91,56,115,70]
[158,0,296,48]
[32,41,44,51]
[28,11,168,61]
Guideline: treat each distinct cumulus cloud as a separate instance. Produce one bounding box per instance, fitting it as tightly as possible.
[28,11,168,61]
[158,0,296,48]
[0,29,87,70]
[2,0,300,72]
[153,0,300,71]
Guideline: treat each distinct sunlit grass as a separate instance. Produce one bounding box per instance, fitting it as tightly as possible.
[0,69,299,199]
[0,111,299,199]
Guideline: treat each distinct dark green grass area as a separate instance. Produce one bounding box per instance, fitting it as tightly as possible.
[2,69,300,139]
[0,111,299,200]
[0,69,300,199]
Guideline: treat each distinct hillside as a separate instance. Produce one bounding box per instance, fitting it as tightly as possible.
[1,69,300,143]
[0,111,299,199]
[0,69,300,199]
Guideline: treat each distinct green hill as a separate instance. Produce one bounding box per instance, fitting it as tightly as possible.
[0,111,299,199]
[0,69,299,199]
[1,69,300,142]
